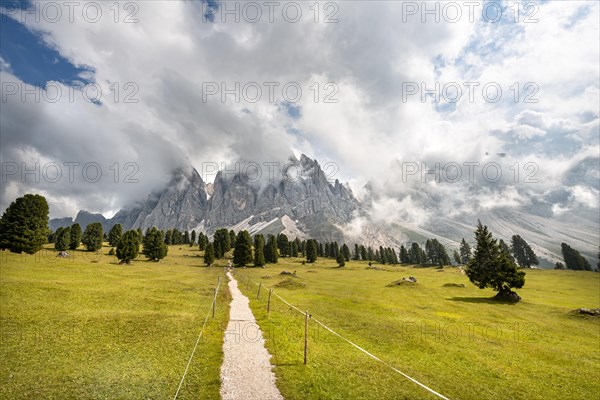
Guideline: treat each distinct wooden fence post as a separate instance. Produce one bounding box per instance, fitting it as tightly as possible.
[212,288,217,318]
[267,289,272,314]
[304,310,309,365]
[257,283,262,299]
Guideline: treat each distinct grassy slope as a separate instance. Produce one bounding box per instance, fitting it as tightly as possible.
[0,245,230,399]
[236,258,600,400]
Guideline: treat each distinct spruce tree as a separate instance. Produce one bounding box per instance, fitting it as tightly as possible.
[116,230,140,264]
[336,251,345,267]
[198,233,207,251]
[511,235,539,268]
[290,240,299,257]
[306,239,318,263]
[459,238,472,264]
[342,244,351,261]
[82,222,103,252]
[561,243,592,271]
[229,230,236,249]
[233,230,253,267]
[69,223,82,250]
[204,242,215,266]
[142,227,168,261]
[277,233,289,257]
[465,221,525,301]
[265,234,278,263]
[55,226,71,251]
[108,224,123,247]
[0,194,49,254]
[453,249,461,265]
[254,234,266,267]
[360,245,367,261]
[399,245,409,263]
[191,230,196,246]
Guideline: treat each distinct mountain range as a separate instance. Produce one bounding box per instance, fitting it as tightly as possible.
[50,154,599,267]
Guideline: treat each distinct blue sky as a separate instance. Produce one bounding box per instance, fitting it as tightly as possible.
[1,12,92,86]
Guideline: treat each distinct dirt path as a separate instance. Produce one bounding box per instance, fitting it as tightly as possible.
[220,271,283,400]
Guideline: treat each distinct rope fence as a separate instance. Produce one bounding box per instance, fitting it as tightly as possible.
[234,272,450,400]
[173,274,223,400]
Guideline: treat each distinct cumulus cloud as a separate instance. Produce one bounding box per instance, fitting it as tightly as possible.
[0,0,598,230]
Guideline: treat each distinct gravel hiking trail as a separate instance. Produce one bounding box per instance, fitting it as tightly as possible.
[220,271,283,400]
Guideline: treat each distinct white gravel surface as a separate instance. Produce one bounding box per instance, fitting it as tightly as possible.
[220,271,283,400]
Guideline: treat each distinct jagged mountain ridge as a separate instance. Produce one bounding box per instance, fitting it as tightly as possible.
[52,155,362,243]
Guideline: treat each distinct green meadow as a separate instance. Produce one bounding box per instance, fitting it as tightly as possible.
[235,259,600,400]
[0,245,229,400]
[1,246,599,399]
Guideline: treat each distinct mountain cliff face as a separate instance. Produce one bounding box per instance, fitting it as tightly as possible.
[51,155,361,242]
[203,155,359,240]
[111,167,208,231]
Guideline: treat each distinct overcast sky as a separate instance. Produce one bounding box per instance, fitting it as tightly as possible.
[0,0,598,224]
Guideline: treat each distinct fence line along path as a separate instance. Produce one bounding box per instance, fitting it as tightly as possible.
[220,271,283,400]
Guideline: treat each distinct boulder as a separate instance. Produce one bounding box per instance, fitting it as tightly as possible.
[494,289,521,303]
[443,283,465,288]
[56,251,69,258]
[576,308,600,316]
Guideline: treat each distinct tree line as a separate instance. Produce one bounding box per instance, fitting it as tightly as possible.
[1,194,597,273]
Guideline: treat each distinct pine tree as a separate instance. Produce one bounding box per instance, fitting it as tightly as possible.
[136,228,143,242]
[353,244,360,260]
[399,245,409,263]
[55,226,71,251]
[290,240,299,257]
[69,223,82,250]
[511,235,539,268]
[82,222,103,252]
[108,224,123,247]
[360,245,367,261]
[198,233,207,251]
[561,243,592,271]
[50,227,62,244]
[342,244,351,261]
[142,227,168,261]
[453,249,461,265]
[336,251,346,267]
[214,229,230,257]
[465,221,525,301]
[0,194,49,254]
[233,230,253,267]
[164,230,172,245]
[264,235,278,264]
[191,230,196,246]
[459,238,472,264]
[277,233,289,257]
[367,246,374,261]
[229,230,236,249]
[116,230,140,264]
[254,234,266,267]
[306,239,318,263]
[183,230,190,245]
[204,242,215,266]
